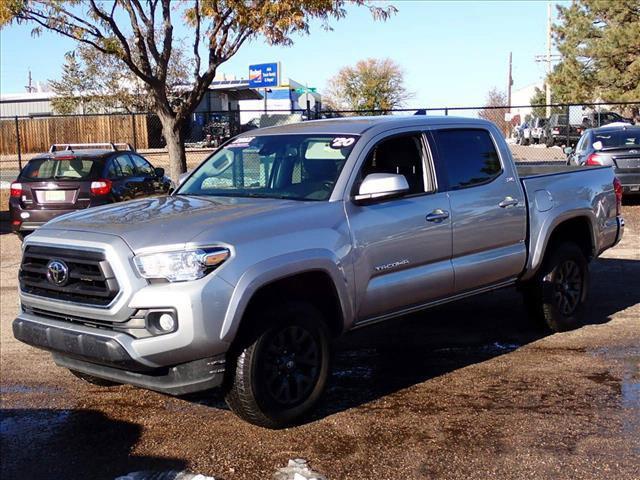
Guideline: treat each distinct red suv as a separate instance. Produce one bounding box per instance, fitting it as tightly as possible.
[10,143,170,238]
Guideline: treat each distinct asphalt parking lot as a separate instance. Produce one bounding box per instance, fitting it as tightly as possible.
[1,201,639,480]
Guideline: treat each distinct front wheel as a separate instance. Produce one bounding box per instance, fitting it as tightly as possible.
[224,302,331,428]
[522,242,589,332]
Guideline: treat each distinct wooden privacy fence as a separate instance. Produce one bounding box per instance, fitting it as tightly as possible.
[0,114,150,155]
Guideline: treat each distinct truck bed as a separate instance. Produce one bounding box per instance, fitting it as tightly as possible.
[515,161,590,178]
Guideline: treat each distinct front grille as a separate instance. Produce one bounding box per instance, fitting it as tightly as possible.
[19,245,119,306]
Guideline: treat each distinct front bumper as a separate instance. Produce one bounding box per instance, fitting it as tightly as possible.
[12,316,225,395]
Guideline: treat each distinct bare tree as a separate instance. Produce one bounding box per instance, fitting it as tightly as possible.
[1,1,396,180]
[478,88,510,136]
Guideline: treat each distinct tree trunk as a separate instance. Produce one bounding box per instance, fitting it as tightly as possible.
[158,112,188,182]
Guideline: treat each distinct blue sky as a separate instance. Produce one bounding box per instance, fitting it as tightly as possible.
[0,1,563,108]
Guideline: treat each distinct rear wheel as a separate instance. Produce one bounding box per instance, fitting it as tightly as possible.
[224,302,331,428]
[69,369,120,387]
[522,242,589,332]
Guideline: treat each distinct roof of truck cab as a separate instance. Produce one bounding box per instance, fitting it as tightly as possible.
[249,115,494,136]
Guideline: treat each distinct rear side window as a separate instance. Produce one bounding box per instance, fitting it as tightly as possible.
[130,154,155,175]
[114,154,136,177]
[21,158,98,181]
[432,129,502,190]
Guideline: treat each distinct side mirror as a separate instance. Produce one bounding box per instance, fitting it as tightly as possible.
[154,167,165,178]
[563,147,574,155]
[354,173,410,203]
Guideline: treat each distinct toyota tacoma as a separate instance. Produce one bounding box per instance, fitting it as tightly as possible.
[13,116,624,428]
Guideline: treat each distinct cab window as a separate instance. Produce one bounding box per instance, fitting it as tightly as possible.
[431,129,502,190]
[357,133,430,195]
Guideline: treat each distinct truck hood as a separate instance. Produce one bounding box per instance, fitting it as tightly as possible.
[42,195,306,252]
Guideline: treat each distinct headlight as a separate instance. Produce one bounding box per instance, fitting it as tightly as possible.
[134,247,230,282]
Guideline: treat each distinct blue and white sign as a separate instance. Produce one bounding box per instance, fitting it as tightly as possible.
[248,63,280,88]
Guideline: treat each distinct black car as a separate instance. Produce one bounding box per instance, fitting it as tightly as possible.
[542,114,582,147]
[10,143,171,237]
[566,125,640,195]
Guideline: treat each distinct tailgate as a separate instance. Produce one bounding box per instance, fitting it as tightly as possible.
[33,187,79,205]
[21,181,86,210]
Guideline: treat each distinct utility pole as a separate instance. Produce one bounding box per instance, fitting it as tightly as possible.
[507,52,513,112]
[545,1,552,117]
[535,1,561,117]
[25,69,35,93]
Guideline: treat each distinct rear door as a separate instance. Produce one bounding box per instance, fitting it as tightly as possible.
[129,154,161,195]
[109,154,145,199]
[428,127,527,293]
[345,131,454,322]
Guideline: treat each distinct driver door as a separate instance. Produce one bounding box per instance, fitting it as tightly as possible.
[345,131,454,323]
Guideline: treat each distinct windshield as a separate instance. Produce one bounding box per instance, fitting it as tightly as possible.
[593,130,640,149]
[21,157,99,181]
[178,134,359,201]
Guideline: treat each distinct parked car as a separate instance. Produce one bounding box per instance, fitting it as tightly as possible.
[566,124,640,195]
[542,113,582,147]
[530,117,547,144]
[581,111,633,129]
[10,143,171,238]
[14,117,624,428]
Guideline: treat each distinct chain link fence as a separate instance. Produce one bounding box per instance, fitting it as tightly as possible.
[2,102,638,186]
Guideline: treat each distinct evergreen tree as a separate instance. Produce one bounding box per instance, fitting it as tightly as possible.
[49,52,95,114]
[549,0,640,114]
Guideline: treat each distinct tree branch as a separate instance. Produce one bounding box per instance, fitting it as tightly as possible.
[192,0,202,79]
[87,0,156,85]
[120,0,155,77]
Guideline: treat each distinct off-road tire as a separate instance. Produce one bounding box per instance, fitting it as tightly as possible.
[224,302,331,429]
[69,369,120,387]
[522,242,589,332]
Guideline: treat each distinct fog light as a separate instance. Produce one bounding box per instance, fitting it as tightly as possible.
[158,313,175,332]
[146,310,177,334]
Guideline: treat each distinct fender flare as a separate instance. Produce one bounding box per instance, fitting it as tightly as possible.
[522,210,597,281]
[219,249,353,343]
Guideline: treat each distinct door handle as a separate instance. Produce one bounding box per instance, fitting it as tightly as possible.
[499,196,519,208]
[426,209,450,222]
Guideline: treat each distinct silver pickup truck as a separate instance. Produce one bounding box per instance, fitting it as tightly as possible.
[13,116,624,428]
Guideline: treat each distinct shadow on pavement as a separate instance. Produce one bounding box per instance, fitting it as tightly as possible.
[0,409,187,479]
[185,257,640,423]
[315,256,640,421]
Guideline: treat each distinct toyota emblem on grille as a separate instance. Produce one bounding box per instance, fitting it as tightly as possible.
[46,259,69,286]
